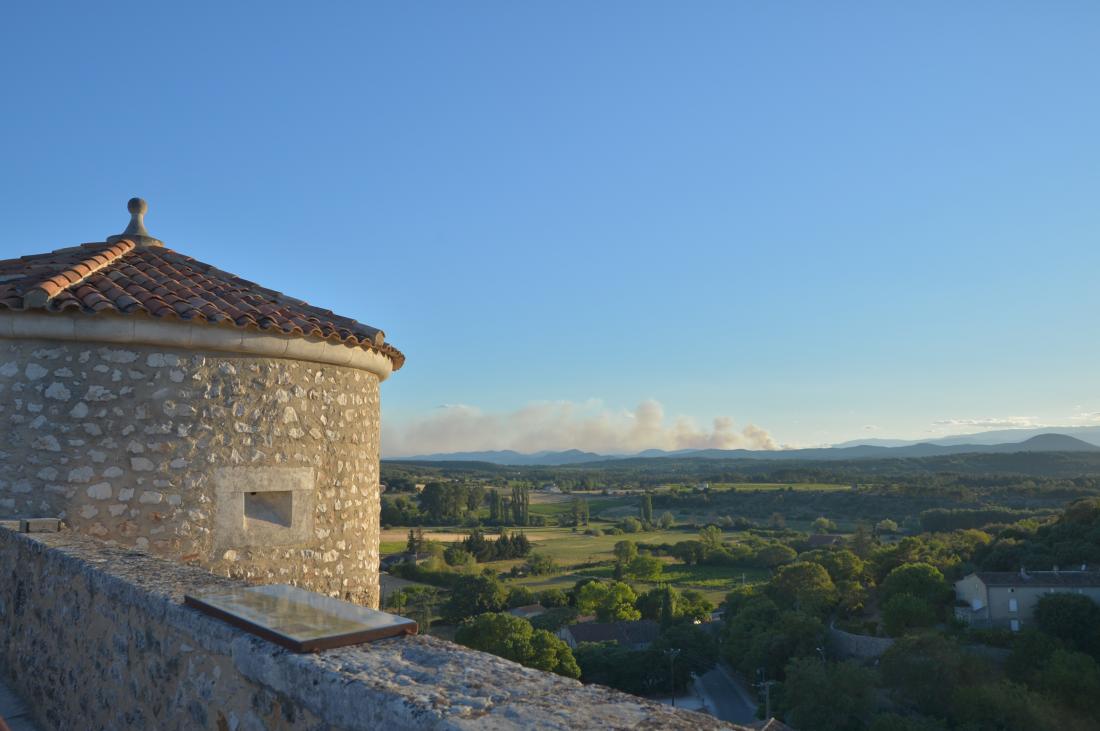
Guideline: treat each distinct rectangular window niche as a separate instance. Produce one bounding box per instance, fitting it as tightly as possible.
[214,467,315,550]
[246,490,294,529]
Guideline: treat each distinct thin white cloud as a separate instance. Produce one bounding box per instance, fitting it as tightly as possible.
[382,399,776,457]
[931,416,1038,429]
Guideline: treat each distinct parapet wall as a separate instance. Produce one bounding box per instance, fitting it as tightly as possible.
[0,525,736,731]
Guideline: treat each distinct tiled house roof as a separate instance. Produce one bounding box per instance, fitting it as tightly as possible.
[974,570,1100,588]
[749,720,794,731]
[0,240,404,370]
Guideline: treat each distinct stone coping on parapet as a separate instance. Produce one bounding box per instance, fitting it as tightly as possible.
[0,312,394,380]
[0,524,742,730]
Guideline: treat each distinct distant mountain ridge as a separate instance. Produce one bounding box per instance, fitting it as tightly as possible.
[395,432,1100,466]
[833,425,1100,449]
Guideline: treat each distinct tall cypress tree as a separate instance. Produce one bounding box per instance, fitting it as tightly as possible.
[511,484,530,526]
[489,490,502,523]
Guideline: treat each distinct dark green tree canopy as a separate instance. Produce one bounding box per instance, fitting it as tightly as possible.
[455,613,580,679]
[880,562,949,606]
[441,574,507,624]
[767,561,838,616]
[1034,592,1100,658]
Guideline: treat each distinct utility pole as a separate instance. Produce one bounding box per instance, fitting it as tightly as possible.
[764,680,774,719]
[755,668,776,720]
[665,648,681,707]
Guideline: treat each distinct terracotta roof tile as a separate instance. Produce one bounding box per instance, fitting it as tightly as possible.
[0,241,404,370]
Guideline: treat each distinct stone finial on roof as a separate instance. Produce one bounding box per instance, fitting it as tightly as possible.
[107,197,163,248]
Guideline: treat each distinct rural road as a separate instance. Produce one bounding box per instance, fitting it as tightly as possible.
[695,663,759,725]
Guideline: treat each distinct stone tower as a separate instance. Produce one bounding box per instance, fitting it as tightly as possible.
[0,199,404,607]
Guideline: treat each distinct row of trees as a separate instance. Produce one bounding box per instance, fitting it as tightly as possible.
[919,506,1050,533]
[460,529,533,562]
[568,497,590,527]
[425,569,715,632]
[383,482,538,527]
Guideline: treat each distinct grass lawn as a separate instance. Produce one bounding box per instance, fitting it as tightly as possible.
[380,540,407,554]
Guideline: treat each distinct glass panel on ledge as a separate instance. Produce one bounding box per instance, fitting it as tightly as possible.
[184,584,418,652]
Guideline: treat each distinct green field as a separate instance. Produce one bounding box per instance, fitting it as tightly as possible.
[384,522,771,605]
[526,493,636,518]
[538,527,690,557]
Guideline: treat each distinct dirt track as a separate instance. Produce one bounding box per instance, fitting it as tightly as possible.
[379,529,547,543]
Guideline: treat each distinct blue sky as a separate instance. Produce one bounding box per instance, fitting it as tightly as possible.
[2,3,1099,455]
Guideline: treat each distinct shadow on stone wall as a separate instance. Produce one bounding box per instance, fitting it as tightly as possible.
[0,523,740,731]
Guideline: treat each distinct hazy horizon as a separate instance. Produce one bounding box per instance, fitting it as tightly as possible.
[382,418,1100,458]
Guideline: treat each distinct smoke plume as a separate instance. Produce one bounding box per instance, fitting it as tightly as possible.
[383,399,776,457]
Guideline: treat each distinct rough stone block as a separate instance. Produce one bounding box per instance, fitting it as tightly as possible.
[18,518,60,533]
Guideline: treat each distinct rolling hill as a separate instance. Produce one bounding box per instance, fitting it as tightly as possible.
[395,433,1100,466]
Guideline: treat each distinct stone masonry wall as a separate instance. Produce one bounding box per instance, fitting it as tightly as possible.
[0,526,737,731]
[827,625,895,660]
[0,337,382,606]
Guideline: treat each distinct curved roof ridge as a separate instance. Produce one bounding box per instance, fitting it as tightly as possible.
[0,240,404,370]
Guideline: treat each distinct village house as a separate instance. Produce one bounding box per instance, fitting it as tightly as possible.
[954,566,1100,630]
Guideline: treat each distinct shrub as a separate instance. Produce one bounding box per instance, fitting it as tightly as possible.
[876,519,899,534]
[525,552,559,576]
[506,585,536,609]
[625,554,663,581]
[753,543,798,568]
[443,546,476,569]
[537,588,570,608]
